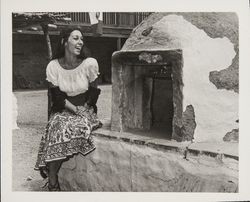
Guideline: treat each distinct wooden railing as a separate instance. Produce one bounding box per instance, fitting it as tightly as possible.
[54,12,152,28]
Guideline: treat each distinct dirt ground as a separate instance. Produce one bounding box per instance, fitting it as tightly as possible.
[12,85,112,191]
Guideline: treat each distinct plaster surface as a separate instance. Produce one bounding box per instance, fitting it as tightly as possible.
[12,93,19,129]
[58,131,238,192]
[157,15,237,142]
[122,14,238,142]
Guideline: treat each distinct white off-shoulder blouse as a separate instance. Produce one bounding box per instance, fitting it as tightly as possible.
[46,57,99,96]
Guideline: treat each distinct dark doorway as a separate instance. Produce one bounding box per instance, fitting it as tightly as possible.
[151,77,173,134]
[143,65,173,139]
[111,50,183,141]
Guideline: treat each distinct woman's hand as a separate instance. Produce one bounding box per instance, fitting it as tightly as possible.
[76,104,94,117]
[75,106,87,116]
[83,103,91,110]
[75,104,102,129]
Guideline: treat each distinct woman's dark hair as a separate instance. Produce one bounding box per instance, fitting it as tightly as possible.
[53,27,91,60]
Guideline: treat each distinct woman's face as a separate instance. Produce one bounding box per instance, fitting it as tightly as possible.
[65,30,84,56]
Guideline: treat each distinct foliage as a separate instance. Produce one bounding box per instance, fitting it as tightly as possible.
[12,12,71,28]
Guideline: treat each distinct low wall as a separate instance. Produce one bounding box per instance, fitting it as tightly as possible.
[58,129,238,192]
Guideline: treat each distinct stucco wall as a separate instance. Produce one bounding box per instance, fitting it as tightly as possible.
[122,13,239,142]
[157,15,237,142]
[58,132,238,192]
[12,93,19,129]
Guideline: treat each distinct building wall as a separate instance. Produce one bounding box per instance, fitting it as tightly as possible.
[13,33,122,90]
[85,36,121,83]
[13,34,50,89]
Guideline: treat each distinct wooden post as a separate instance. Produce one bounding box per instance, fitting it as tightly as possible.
[117,37,121,51]
[41,23,53,120]
[116,13,120,27]
[41,23,53,61]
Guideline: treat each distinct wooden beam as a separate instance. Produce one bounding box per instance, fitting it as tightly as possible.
[117,38,121,50]
[13,23,133,38]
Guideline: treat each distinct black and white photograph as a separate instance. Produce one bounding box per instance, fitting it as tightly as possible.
[2,0,250,201]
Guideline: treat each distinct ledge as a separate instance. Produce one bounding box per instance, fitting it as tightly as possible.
[93,125,238,161]
[188,142,238,160]
[112,49,182,66]
[13,23,132,38]
[59,124,238,192]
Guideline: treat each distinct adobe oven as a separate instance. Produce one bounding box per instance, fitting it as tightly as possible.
[111,50,183,140]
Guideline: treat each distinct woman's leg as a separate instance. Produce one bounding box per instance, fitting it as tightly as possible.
[48,160,63,190]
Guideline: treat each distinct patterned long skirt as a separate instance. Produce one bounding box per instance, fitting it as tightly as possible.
[34,107,102,172]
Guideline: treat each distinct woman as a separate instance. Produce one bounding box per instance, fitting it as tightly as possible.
[34,27,102,191]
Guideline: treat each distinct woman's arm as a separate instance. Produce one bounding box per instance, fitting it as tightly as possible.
[49,82,77,114]
[89,78,98,88]
[65,99,77,113]
[86,78,100,113]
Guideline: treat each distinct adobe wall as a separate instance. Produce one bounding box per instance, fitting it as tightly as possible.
[58,131,238,192]
[121,13,239,142]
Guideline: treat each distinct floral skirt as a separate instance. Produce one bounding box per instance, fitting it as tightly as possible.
[34,107,102,171]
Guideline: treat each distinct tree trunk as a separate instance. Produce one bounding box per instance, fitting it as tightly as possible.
[41,23,53,120]
[41,23,53,61]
